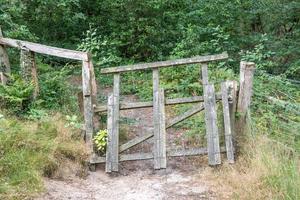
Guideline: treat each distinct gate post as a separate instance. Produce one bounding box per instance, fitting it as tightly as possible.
[20,50,39,99]
[236,61,255,140]
[0,27,11,85]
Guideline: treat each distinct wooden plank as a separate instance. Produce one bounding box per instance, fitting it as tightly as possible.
[94,94,222,113]
[30,52,39,99]
[221,82,234,163]
[101,52,228,74]
[152,68,161,169]
[201,63,209,85]
[158,88,167,168]
[0,27,11,74]
[119,132,154,153]
[0,37,89,61]
[236,61,255,139]
[105,94,113,172]
[111,73,120,172]
[203,84,221,166]
[82,61,94,155]
[166,103,205,129]
[90,147,229,164]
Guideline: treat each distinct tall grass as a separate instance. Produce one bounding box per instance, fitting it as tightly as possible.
[0,114,88,200]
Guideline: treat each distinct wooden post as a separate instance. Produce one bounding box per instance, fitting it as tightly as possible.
[201,64,221,166]
[152,68,166,169]
[82,61,94,154]
[221,82,234,163]
[105,74,120,172]
[0,27,11,76]
[20,49,39,99]
[236,61,255,138]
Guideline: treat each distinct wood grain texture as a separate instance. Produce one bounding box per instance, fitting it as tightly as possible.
[221,82,234,163]
[236,61,255,138]
[101,52,228,74]
[158,88,167,168]
[201,63,209,85]
[0,37,89,61]
[105,94,113,172]
[152,68,160,169]
[94,94,222,113]
[82,61,94,155]
[203,83,221,166]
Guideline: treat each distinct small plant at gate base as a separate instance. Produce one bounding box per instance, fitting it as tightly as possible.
[93,129,108,153]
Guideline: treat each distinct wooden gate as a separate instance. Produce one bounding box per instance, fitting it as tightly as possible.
[0,30,255,173]
[90,52,240,172]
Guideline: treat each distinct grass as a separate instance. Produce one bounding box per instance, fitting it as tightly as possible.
[0,113,88,200]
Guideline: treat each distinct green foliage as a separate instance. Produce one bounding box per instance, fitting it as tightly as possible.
[0,75,34,115]
[65,115,82,129]
[93,129,107,154]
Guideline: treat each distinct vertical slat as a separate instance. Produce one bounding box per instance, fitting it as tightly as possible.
[89,60,100,131]
[0,27,11,75]
[152,68,160,169]
[112,73,120,171]
[106,94,113,173]
[221,82,234,163]
[30,52,39,99]
[158,88,167,168]
[82,61,94,154]
[0,72,7,85]
[227,80,238,137]
[202,64,221,165]
[203,84,221,165]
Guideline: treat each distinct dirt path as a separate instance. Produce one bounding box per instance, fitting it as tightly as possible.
[37,88,233,200]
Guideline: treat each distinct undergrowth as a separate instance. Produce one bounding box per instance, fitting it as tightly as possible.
[0,113,88,200]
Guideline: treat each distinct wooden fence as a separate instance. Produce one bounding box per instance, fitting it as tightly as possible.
[0,29,256,173]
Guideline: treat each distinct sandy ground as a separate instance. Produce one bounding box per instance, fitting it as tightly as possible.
[36,88,233,200]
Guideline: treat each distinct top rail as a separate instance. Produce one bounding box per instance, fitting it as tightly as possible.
[101,52,228,74]
[0,37,89,61]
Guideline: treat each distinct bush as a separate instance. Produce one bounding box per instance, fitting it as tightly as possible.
[0,75,34,115]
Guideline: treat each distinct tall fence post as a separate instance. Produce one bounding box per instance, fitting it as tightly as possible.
[82,60,94,155]
[20,49,39,99]
[236,61,255,141]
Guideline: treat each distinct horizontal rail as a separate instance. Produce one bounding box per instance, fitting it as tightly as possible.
[100,52,228,74]
[94,93,222,113]
[0,37,89,61]
[89,147,227,164]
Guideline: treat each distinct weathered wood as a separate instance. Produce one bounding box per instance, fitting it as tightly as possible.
[152,68,161,169]
[111,73,120,172]
[0,37,89,61]
[166,103,205,129]
[20,50,39,99]
[221,82,234,163]
[0,28,11,75]
[203,83,221,166]
[90,147,228,164]
[77,91,84,115]
[101,52,228,74]
[105,95,113,172]
[119,132,154,153]
[158,88,167,168]
[226,80,238,138]
[82,61,94,155]
[236,61,255,138]
[201,63,209,85]
[94,94,223,113]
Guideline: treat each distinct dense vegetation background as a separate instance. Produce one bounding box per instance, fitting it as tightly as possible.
[0,0,299,199]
